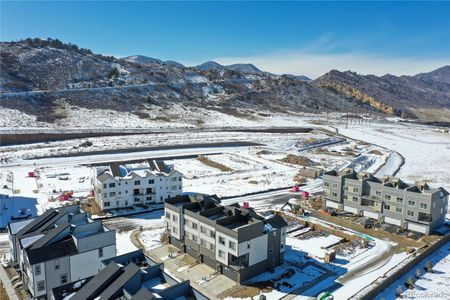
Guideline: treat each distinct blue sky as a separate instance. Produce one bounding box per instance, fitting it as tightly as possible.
[1,1,449,78]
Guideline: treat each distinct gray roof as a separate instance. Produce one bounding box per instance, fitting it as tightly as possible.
[98,263,141,299]
[27,236,77,265]
[70,262,122,300]
[265,215,288,229]
[131,288,156,299]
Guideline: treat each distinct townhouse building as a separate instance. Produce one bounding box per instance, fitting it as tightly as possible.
[165,194,288,283]
[7,205,116,299]
[323,168,448,234]
[50,249,207,300]
[93,160,182,210]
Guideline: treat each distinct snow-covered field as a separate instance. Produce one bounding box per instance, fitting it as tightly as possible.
[376,241,450,300]
[335,122,450,191]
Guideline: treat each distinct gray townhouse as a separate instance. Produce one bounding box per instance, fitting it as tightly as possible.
[323,168,448,234]
[165,194,288,283]
[50,249,208,300]
[7,205,116,300]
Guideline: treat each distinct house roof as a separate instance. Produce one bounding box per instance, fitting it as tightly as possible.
[97,263,141,299]
[265,215,289,229]
[70,262,122,300]
[131,288,156,300]
[27,236,77,265]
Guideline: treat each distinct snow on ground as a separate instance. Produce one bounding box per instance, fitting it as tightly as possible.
[336,122,450,191]
[138,228,165,250]
[116,231,137,255]
[287,235,342,259]
[376,241,450,300]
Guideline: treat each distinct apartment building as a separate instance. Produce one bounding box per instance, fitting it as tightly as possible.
[93,160,183,210]
[323,168,448,234]
[50,249,207,300]
[8,205,116,299]
[165,194,288,283]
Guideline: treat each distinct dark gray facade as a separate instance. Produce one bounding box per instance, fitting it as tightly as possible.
[165,194,288,283]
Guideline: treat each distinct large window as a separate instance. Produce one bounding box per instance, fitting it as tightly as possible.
[419,203,428,209]
[324,182,330,187]
[219,236,226,246]
[149,179,154,184]
[104,202,110,207]
[134,180,141,186]
[218,250,225,258]
[146,188,153,194]
[376,191,382,196]
[192,222,198,230]
[229,241,236,251]
[332,192,338,197]
[37,280,45,292]
[353,187,359,193]
[109,192,116,197]
[384,194,391,200]
[109,183,115,188]
[395,207,403,213]
[396,197,403,203]
[200,226,206,234]
[35,265,41,276]
[133,189,140,195]
[407,211,414,217]
[408,200,416,207]
[60,273,68,284]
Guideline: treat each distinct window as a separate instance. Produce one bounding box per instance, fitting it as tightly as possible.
[352,196,358,202]
[149,179,154,184]
[192,235,197,242]
[209,231,215,238]
[109,192,116,197]
[133,189,140,195]
[103,183,107,189]
[103,193,107,198]
[209,243,214,251]
[146,196,152,201]
[218,250,225,258]
[332,183,338,188]
[384,204,390,210]
[166,212,170,219]
[35,265,41,276]
[407,211,414,217]
[395,207,403,213]
[172,177,177,182]
[109,183,115,188]
[98,248,103,257]
[420,203,428,209]
[104,202,110,207]
[179,177,182,181]
[344,186,349,191]
[324,182,330,187]
[397,197,403,203]
[247,241,251,249]
[343,194,348,200]
[192,223,198,230]
[37,280,45,292]
[60,273,68,284]
[200,239,207,247]
[200,226,206,234]
[229,241,236,250]
[171,185,177,190]
[408,200,416,207]
[54,259,60,270]
[146,188,153,194]
[376,191,382,196]
[134,180,141,185]
[384,194,391,200]
[134,197,140,202]
[332,192,338,197]
[353,187,359,193]
[172,227,178,234]
[219,236,225,246]
[172,215,178,222]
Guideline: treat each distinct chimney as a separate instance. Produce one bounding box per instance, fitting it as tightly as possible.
[243,202,250,209]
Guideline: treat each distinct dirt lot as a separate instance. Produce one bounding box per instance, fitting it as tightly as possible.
[0,281,7,300]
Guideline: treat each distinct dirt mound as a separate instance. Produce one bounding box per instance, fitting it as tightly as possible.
[280,154,317,166]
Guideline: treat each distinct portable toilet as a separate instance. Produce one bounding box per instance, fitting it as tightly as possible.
[28,171,35,177]
[243,202,250,209]
[292,185,300,192]
[301,191,310,200]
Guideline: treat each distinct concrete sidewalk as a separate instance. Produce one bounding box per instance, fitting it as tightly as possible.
[0,265,19,300]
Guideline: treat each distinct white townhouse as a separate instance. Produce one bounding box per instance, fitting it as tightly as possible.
[93,160,183,210]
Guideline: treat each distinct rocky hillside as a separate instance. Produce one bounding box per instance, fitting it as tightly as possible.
[1,38,449,124]
[315,69,450,118]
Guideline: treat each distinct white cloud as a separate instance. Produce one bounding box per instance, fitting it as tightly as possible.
[206,50,450,79]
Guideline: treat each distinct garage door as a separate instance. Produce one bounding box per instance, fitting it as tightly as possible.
[384,216,401,226]
[186,246,198,258]
[344,205,358,214]
[363,210,379,219]
[222,266,239,282]
[326,200,340,209]
[202,255,216,269]
[407,222,427,234]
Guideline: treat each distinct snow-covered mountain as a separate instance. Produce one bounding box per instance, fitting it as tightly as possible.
[123,55,185,68]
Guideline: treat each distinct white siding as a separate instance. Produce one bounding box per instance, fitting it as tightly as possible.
[407,222,427,234]
[326,200,340,209]
[238,234,268,266]
[363,210,379,219]
[384,216,401,226]
[344,205,358,214]
[69,244,115,281]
